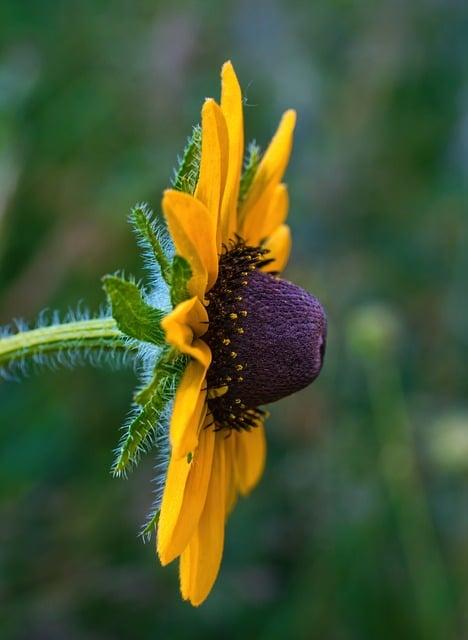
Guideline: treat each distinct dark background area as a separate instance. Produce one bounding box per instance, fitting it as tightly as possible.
[1,1,467,638]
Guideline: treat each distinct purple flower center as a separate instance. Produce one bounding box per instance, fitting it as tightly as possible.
[204,242,327,431]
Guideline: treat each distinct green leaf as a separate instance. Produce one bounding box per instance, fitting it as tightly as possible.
[130,205,172,285]
[171,125,202,195]
[170,255,192,307]
[239,141,261,205]
[103,275,165,345]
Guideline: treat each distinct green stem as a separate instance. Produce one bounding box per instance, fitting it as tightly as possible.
[0,317,131,369]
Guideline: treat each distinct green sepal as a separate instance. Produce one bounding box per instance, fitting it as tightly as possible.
[140,510,160,541]
[113,350,187,476]
[134,347,185,406]
[239,141,261,205]
[172,125,202,195]
[102,275,165,345]
[130,205,172,285]
[170,255,192,308]
[112,377,172,476]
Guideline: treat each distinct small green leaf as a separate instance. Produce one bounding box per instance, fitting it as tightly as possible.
[130,205,172,285]
[103,275,165,345]
[239,141,261,205]
[172,125,202,195]
[170,256,192,307]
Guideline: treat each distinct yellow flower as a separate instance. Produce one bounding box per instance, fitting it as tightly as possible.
[157,61,326,606]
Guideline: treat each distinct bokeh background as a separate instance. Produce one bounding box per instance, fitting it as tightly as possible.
[1,1,468,638]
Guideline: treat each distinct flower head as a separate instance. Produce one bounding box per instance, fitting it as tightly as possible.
[100,61,326,606]
[154,62,327,605]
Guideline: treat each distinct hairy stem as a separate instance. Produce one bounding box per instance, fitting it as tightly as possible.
[0,317,131,369]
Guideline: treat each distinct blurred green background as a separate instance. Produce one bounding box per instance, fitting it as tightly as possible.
[1,1,467,638]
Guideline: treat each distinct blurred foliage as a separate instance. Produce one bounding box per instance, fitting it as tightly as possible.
[1,0,468,638]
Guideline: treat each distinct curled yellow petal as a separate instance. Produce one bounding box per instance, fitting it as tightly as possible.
[219,61,244,245]
[162,298,211,459]
[179,432,226,606]
[161,297,210,365]
[242,182,289,245]
[235,422,266,495]
[158,424,215,565]
[169,354,209,459]
[195,99,228,241]
[263,224,292,273]
[162,190,218,297]
[239,110,296,236]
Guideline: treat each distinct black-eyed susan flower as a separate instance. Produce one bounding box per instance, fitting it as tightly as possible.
[0,61,326,607]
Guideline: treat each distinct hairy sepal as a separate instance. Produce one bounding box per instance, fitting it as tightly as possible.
[170,256,192,308]
[113,350,186,475]
[103,275,165,345]
[130,204,172,285]
[171,125,202,195]
[239,141,261,205]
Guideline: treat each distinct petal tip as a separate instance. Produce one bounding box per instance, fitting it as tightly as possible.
[201,97,221,119]
[158,552,171,567]
[221,59,234,74]
[162,188,179,204]
[283,109,297,128]
[221,60,240,90]
[157,537,174,567]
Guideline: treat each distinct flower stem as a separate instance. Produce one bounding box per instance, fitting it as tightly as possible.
[0,317,131,370]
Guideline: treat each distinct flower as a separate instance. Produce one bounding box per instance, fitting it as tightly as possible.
[156,61,327,606]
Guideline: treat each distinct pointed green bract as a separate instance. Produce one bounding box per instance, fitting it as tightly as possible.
[113,350,187,475]
[112,377,171,476]
[172,125,202,194]
[239,141,261,205]
[130,205,172,285]
[103,275,165,345]
[134,347,185,406]
[140,509,160,541]
[170,255,192,308]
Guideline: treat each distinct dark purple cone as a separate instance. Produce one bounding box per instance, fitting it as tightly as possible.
[204,253,327,428]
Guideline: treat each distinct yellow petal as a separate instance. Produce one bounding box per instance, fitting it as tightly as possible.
[161,297,210,365]
[195,99,229,241]
[239,110,296,236]
[162,297,211,459]
[262,224,292,273]
[162,190,218,297]
[157,449,193,565]
[179,432,226,606]
[179,533,194,600]
[219,61,244,245]
[224,434,238,515]
[242,182,289,245]
[158,424,215,565]
[169,354,209,459]
[235,422,267,495]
